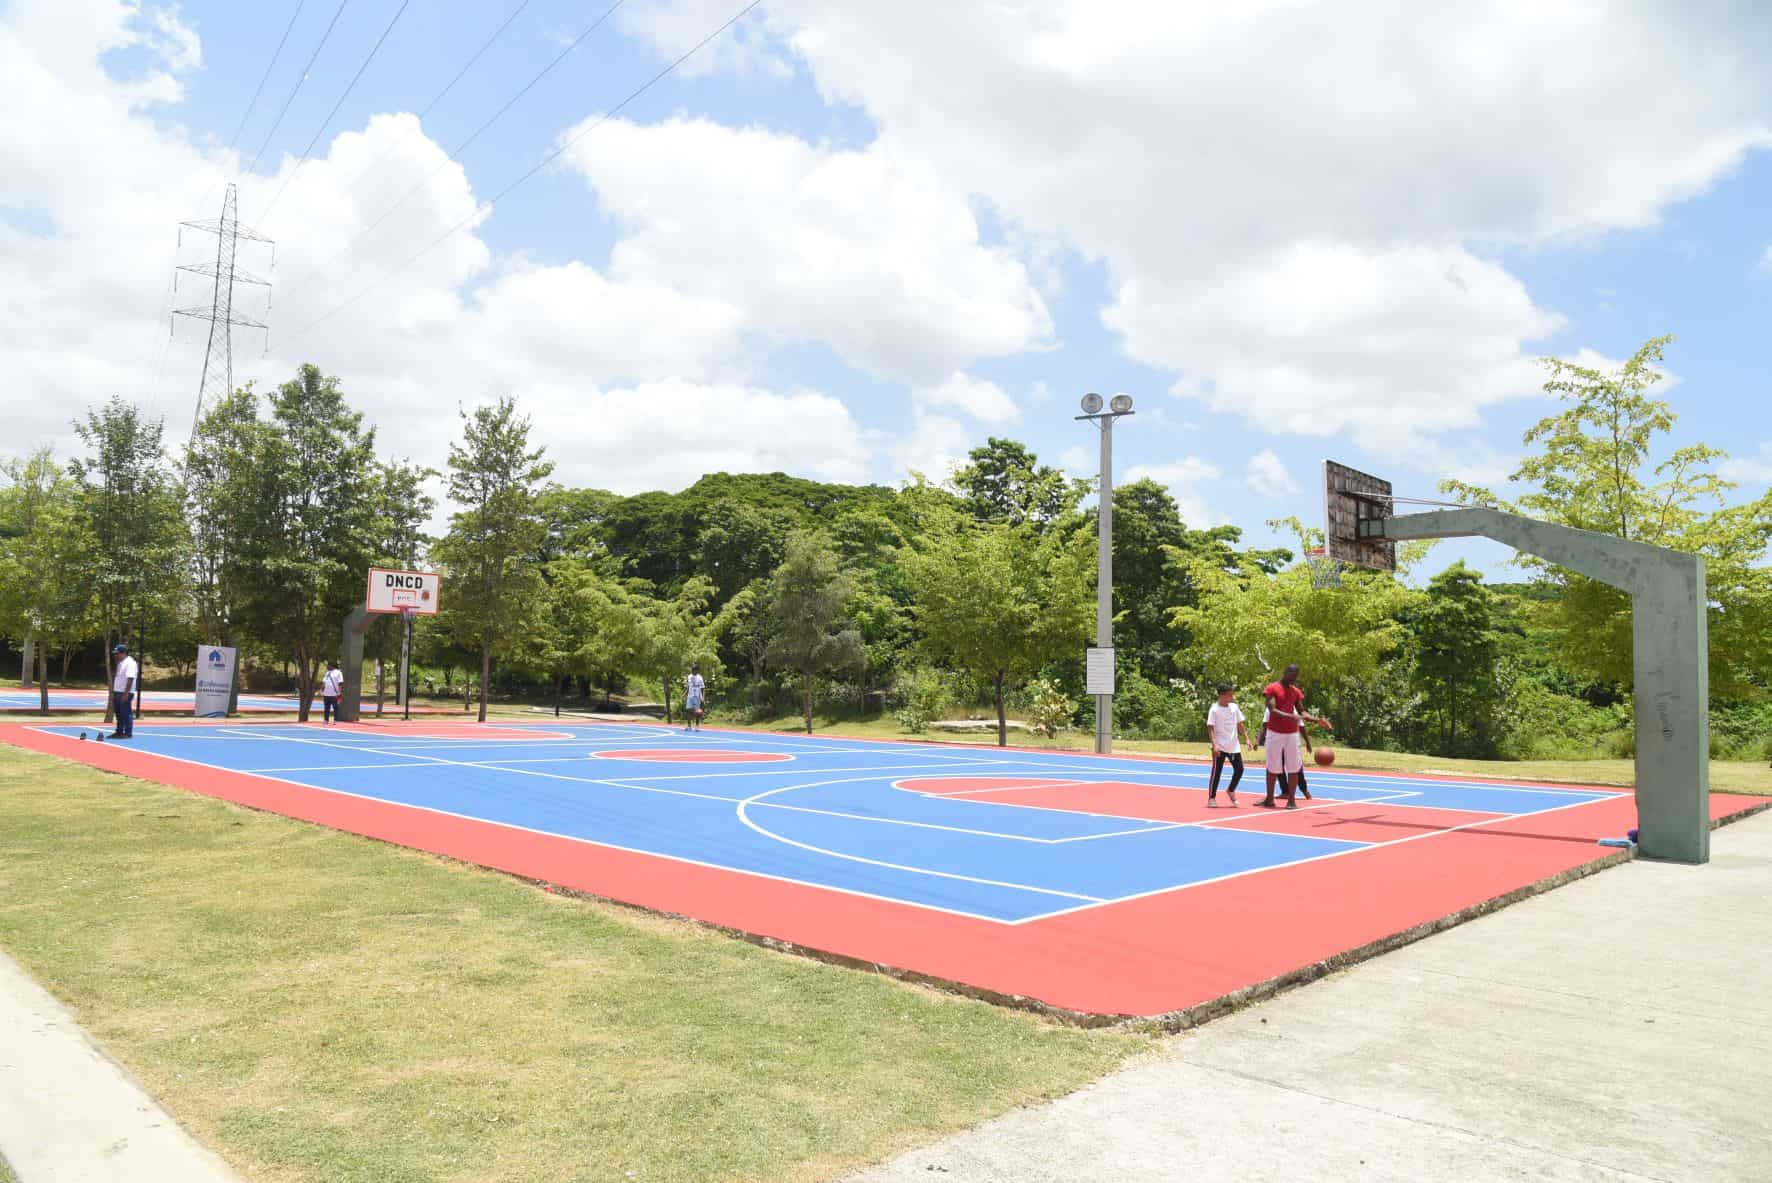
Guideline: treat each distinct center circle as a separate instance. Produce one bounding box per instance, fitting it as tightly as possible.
[592,749,791,764]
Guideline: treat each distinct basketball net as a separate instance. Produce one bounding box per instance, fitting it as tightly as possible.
[1303,547,1344,590]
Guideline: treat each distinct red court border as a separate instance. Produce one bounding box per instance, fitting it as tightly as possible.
[4,722,1765,1021]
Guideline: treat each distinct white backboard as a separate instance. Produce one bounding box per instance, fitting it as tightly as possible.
[367,568,441,615]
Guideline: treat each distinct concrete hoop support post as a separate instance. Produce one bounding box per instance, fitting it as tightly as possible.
[339,606,372,724]
[1366,507,1709,863]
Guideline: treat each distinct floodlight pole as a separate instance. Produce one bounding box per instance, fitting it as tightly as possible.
[1078,396,1135,755]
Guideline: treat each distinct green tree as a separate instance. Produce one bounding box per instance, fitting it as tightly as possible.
[1445,335,1772,693]
[762,531,864,733]
[225,366,381,719]
[903,519,1093,746]
[0,452,101,712]
[70,397,186,715]
[951,438,1084,528]
[1410,562,1502,756]
[433,397,555,722]
[364,459,438,712]
[1169,549,1417,738]
[184,388,261,656]
[637,577,724,723]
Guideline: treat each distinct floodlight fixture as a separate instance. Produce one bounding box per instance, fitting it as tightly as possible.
[1110,394,1134,414]
[1080,392,1104,414]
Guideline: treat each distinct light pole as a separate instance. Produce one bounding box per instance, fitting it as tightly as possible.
[1076,392,1134,754]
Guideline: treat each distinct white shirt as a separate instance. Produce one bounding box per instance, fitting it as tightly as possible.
[1206,702,1244,752]
[685,673,705,701]
[112,655,138,693]
[321,669,343,697]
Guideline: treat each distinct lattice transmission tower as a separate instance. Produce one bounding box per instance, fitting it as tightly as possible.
[173,183,274,431]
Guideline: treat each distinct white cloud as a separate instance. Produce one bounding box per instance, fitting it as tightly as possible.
[887,411,973,485]
[912,372,1019,426]
[0,4,893,494]
[625,0,1772,452]
[558,116,1053,385]
[1245,449,1300,497]
[1760,245,1772,273]
[1124,457,1224,527]
[1056,444,1093,477]
[1721,441,1772,483]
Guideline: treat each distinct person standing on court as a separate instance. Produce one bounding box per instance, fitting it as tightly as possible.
[1257,663,1329,809]
[1205,683,1250,807]
[683,663,706,732]
[321,660,344,725]
[109,642,137,739]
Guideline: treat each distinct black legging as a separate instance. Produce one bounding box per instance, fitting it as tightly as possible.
[1209,750,1244,795]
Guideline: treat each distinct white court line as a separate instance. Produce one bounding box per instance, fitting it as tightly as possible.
[22,727,1027,925]
[733,780,1107,904]
[33,726,1627,926]
[1010,791,1623,926]
[231,732,1108,849]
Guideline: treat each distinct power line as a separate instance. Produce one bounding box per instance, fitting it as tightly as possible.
[270,0,621,306]
[417,0,532,122]
[229,1,308,151]
[276,0,763,352]
[245,0,353,176]
[258,0,414,223]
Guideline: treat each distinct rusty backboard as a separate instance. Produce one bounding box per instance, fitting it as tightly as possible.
[1323,459,1395,572]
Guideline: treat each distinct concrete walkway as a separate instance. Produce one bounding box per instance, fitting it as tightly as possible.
[0,952,242,1183]
[851,810,1772,1182]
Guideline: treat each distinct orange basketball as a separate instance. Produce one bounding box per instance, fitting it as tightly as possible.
[1313,746,1336,767]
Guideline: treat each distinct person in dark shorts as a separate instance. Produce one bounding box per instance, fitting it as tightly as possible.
[1205,683,1251,807]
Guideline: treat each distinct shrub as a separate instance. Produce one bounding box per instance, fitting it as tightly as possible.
[893,667,953,734]
[1025,678,1077,738]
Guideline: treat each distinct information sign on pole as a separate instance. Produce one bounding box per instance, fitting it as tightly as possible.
[1085,646,1115,696]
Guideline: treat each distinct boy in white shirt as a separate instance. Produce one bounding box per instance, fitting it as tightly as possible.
[683,663,707,732]
[1205,683,1251,807]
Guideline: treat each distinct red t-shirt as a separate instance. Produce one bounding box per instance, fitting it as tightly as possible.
[1264,682,1304,734]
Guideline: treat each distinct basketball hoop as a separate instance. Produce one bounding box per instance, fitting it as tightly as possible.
[1303,547,1344,590]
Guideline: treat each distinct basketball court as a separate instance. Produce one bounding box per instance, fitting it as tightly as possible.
[6,718,1761,1020]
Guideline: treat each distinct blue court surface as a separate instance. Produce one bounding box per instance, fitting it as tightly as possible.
[28,720,1623,925]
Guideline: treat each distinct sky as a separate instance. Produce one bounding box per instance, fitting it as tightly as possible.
[2,0,1770,578]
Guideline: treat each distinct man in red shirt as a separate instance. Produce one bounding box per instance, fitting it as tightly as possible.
[1257,663,1330,808]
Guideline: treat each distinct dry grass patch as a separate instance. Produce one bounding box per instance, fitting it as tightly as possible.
[0,747,1145,1183]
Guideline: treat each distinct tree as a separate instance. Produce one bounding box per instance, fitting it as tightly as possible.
[433,397,554,722]
[70,397,185,717]
[184,388,262,656]
[1445,335,1772,693]
[222,366,381,720]
[762,531,863,733]
[1169,549,1417,740]
[1104,478,1286,683]
[903,519,1093,745]
[1410,562,1502,756]
[951,438,1084,528]
[637,576,724,723]
[364,459,438,712]
[0,452,100,712]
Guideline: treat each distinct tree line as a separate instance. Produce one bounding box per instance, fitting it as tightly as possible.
[1,338,1768,758]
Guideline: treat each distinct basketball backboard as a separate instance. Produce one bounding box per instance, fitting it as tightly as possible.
[1322,460,1395,572]
[367,568,441,615]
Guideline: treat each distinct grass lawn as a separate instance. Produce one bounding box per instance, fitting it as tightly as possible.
[0,745,1147,1183]
[709,712,1772,796]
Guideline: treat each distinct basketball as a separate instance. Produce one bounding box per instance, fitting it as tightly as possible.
[1314,746,1335,766]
